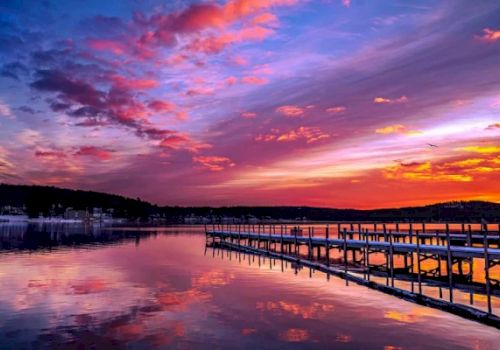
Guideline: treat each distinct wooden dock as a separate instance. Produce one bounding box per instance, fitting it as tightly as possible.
[205,222,500,325]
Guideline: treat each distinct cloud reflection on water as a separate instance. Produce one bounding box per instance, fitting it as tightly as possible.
[0,224,499,349]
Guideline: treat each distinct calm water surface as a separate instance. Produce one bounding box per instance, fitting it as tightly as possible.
[0,224,499,349]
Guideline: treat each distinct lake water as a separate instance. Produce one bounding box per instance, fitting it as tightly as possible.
[0,223,499,349]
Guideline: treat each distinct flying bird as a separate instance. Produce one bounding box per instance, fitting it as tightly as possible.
[427,143,438,148]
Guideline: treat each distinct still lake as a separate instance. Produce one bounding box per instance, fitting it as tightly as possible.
[0,224,499,349]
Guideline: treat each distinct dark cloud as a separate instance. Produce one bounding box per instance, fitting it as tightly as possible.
[31,48,73,66]
[68,106,104,118]
[31,69,180,144]
[78,15,127,36]
[0,61,28,80]
[48,100,71,112]
[17,106,36,114]
[0,34,24,51]
[31,69,105,107]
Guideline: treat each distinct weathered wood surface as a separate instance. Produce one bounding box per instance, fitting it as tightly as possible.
[207,230,500,259]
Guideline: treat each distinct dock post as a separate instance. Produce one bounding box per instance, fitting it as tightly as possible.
[358,223,362,240]
[343,227,348,285]
[467,224,474,304]
[445,223,453,303]
[280,225,284,254]
[365,228,370,280]
[498,223,500,248]
[258,225,261,248]
[238,224,241,247]
[269,226,272,251]
[294,226,298,255]
[483,228,492,314]
[497,224,500,248]
[416,228,422,294]
[325,224,330,265]
[389,229,394,287]
[308,227,312,260]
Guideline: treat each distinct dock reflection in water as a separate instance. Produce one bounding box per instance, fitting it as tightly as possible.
[0,223,499,349]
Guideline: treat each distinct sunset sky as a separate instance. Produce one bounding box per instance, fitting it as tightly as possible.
[0,0,499,208]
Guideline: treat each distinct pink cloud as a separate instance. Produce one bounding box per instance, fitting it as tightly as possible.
[373,96,408,104]
[158,133,210,152]
[231,55,248,66]
[241,76,269,85]
[88,39,127,55]
[144,0,296,54]
[276,105,305,117]
[159,135,190,149]
[165,53,188,65]
[241,112,257,119]
[326,106,346,113]
[193,155,235,171]
[185,26,274,54]
[225,76,238,86]
[476,28,500,42]
[148,100,176,113]
[252,12,279,26]
[375,124,421,135]
[74,146,113,160]
[256,126,330,144]
[175,111,189,121]
[111,75,159,90]
[35,150,67,159]
[252,64,274,75]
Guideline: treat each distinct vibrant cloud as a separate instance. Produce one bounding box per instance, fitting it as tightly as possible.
[74,146,114,160]
[193,156,235,171]
[373,96,408,104]
[326,106,346,114]
[383,162,473,182]
[256,127,330,143]
[375,124,421,135]
[148,100,176,113]
[275,105,305,117]
[88,39,128,55]
[35,150,67,159]
[111,76,159,90]
[476,28,500,42]
[457,146,500,154]
[241,112,257,119]
[225,76,239,85]
[241,76,269,85]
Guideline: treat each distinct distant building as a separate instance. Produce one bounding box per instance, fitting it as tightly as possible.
[1,205,26,216]
[64,208,90,221]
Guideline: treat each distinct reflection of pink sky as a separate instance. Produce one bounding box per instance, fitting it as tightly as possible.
[1,2,499,208]
[0,232,499,348]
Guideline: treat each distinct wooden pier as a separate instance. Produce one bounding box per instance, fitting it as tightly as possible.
[205,222,500,327]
